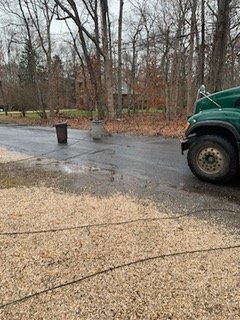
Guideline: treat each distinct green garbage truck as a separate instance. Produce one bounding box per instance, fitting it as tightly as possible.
[181,85,240,183]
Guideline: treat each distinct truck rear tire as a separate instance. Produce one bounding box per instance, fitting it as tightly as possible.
[187,135,238,183]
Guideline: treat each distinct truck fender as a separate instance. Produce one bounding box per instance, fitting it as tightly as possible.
[186,120,240,140]
[183,120,240,166]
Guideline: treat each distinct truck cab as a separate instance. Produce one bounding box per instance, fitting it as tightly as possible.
[181,85,240,183]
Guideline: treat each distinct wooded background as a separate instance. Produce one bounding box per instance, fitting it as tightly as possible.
[0,0,239,119]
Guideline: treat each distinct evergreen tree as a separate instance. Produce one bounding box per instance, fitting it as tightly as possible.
[19,39,38,86]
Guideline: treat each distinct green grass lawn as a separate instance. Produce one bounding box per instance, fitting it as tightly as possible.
[0,107,163,122]
[0,109,97,120]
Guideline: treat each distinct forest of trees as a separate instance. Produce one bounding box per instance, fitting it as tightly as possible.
[0,0,239,120]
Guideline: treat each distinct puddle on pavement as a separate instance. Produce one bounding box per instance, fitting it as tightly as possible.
[55,162,117,177]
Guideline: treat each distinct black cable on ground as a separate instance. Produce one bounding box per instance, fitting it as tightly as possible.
[1,127,239,308]
[0,244,239,309]
[0,208,239,236]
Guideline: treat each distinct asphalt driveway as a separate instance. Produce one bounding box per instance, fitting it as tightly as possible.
[0,124,240,205]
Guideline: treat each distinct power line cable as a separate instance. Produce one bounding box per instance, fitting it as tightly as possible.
[0,208,239,236]
[0,244,239,309]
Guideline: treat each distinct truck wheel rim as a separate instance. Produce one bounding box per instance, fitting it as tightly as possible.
[197,147,224,174]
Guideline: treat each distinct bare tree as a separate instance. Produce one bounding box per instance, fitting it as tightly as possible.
[22,0,57,116]
[186,0,198,116]
[123,16,143,113]
[167,0,189,119]
[1,0,240,121]
[100,0,115,118]
[208,0,233,92]
[0,0,47,117]
[54,0,115,118]
[117,0,124,115]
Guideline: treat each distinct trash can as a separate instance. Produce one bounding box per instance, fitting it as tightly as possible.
[91,120,102,140]
[55,122,67,144]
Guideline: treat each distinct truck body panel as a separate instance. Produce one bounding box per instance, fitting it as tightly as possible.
[181,86,240,183]
[194,86,240,113]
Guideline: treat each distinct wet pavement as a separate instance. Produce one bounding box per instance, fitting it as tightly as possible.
[0,123,239,320]
[0,124,240,207]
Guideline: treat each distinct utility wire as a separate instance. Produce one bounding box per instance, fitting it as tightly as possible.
[0,130,239,309]
[0,208,239,308]
[0,244,239,309]
[0,208,239,236]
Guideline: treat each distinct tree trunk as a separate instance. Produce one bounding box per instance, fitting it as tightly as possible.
[19,0,46,118]
[208,0,232,92]
[100,0,115,119]
[186,0,197,117]
[167,5,186,119]
[117,0,124,116]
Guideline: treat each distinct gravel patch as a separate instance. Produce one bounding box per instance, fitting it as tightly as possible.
[0,147,31,163]
[0,148,239,319]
